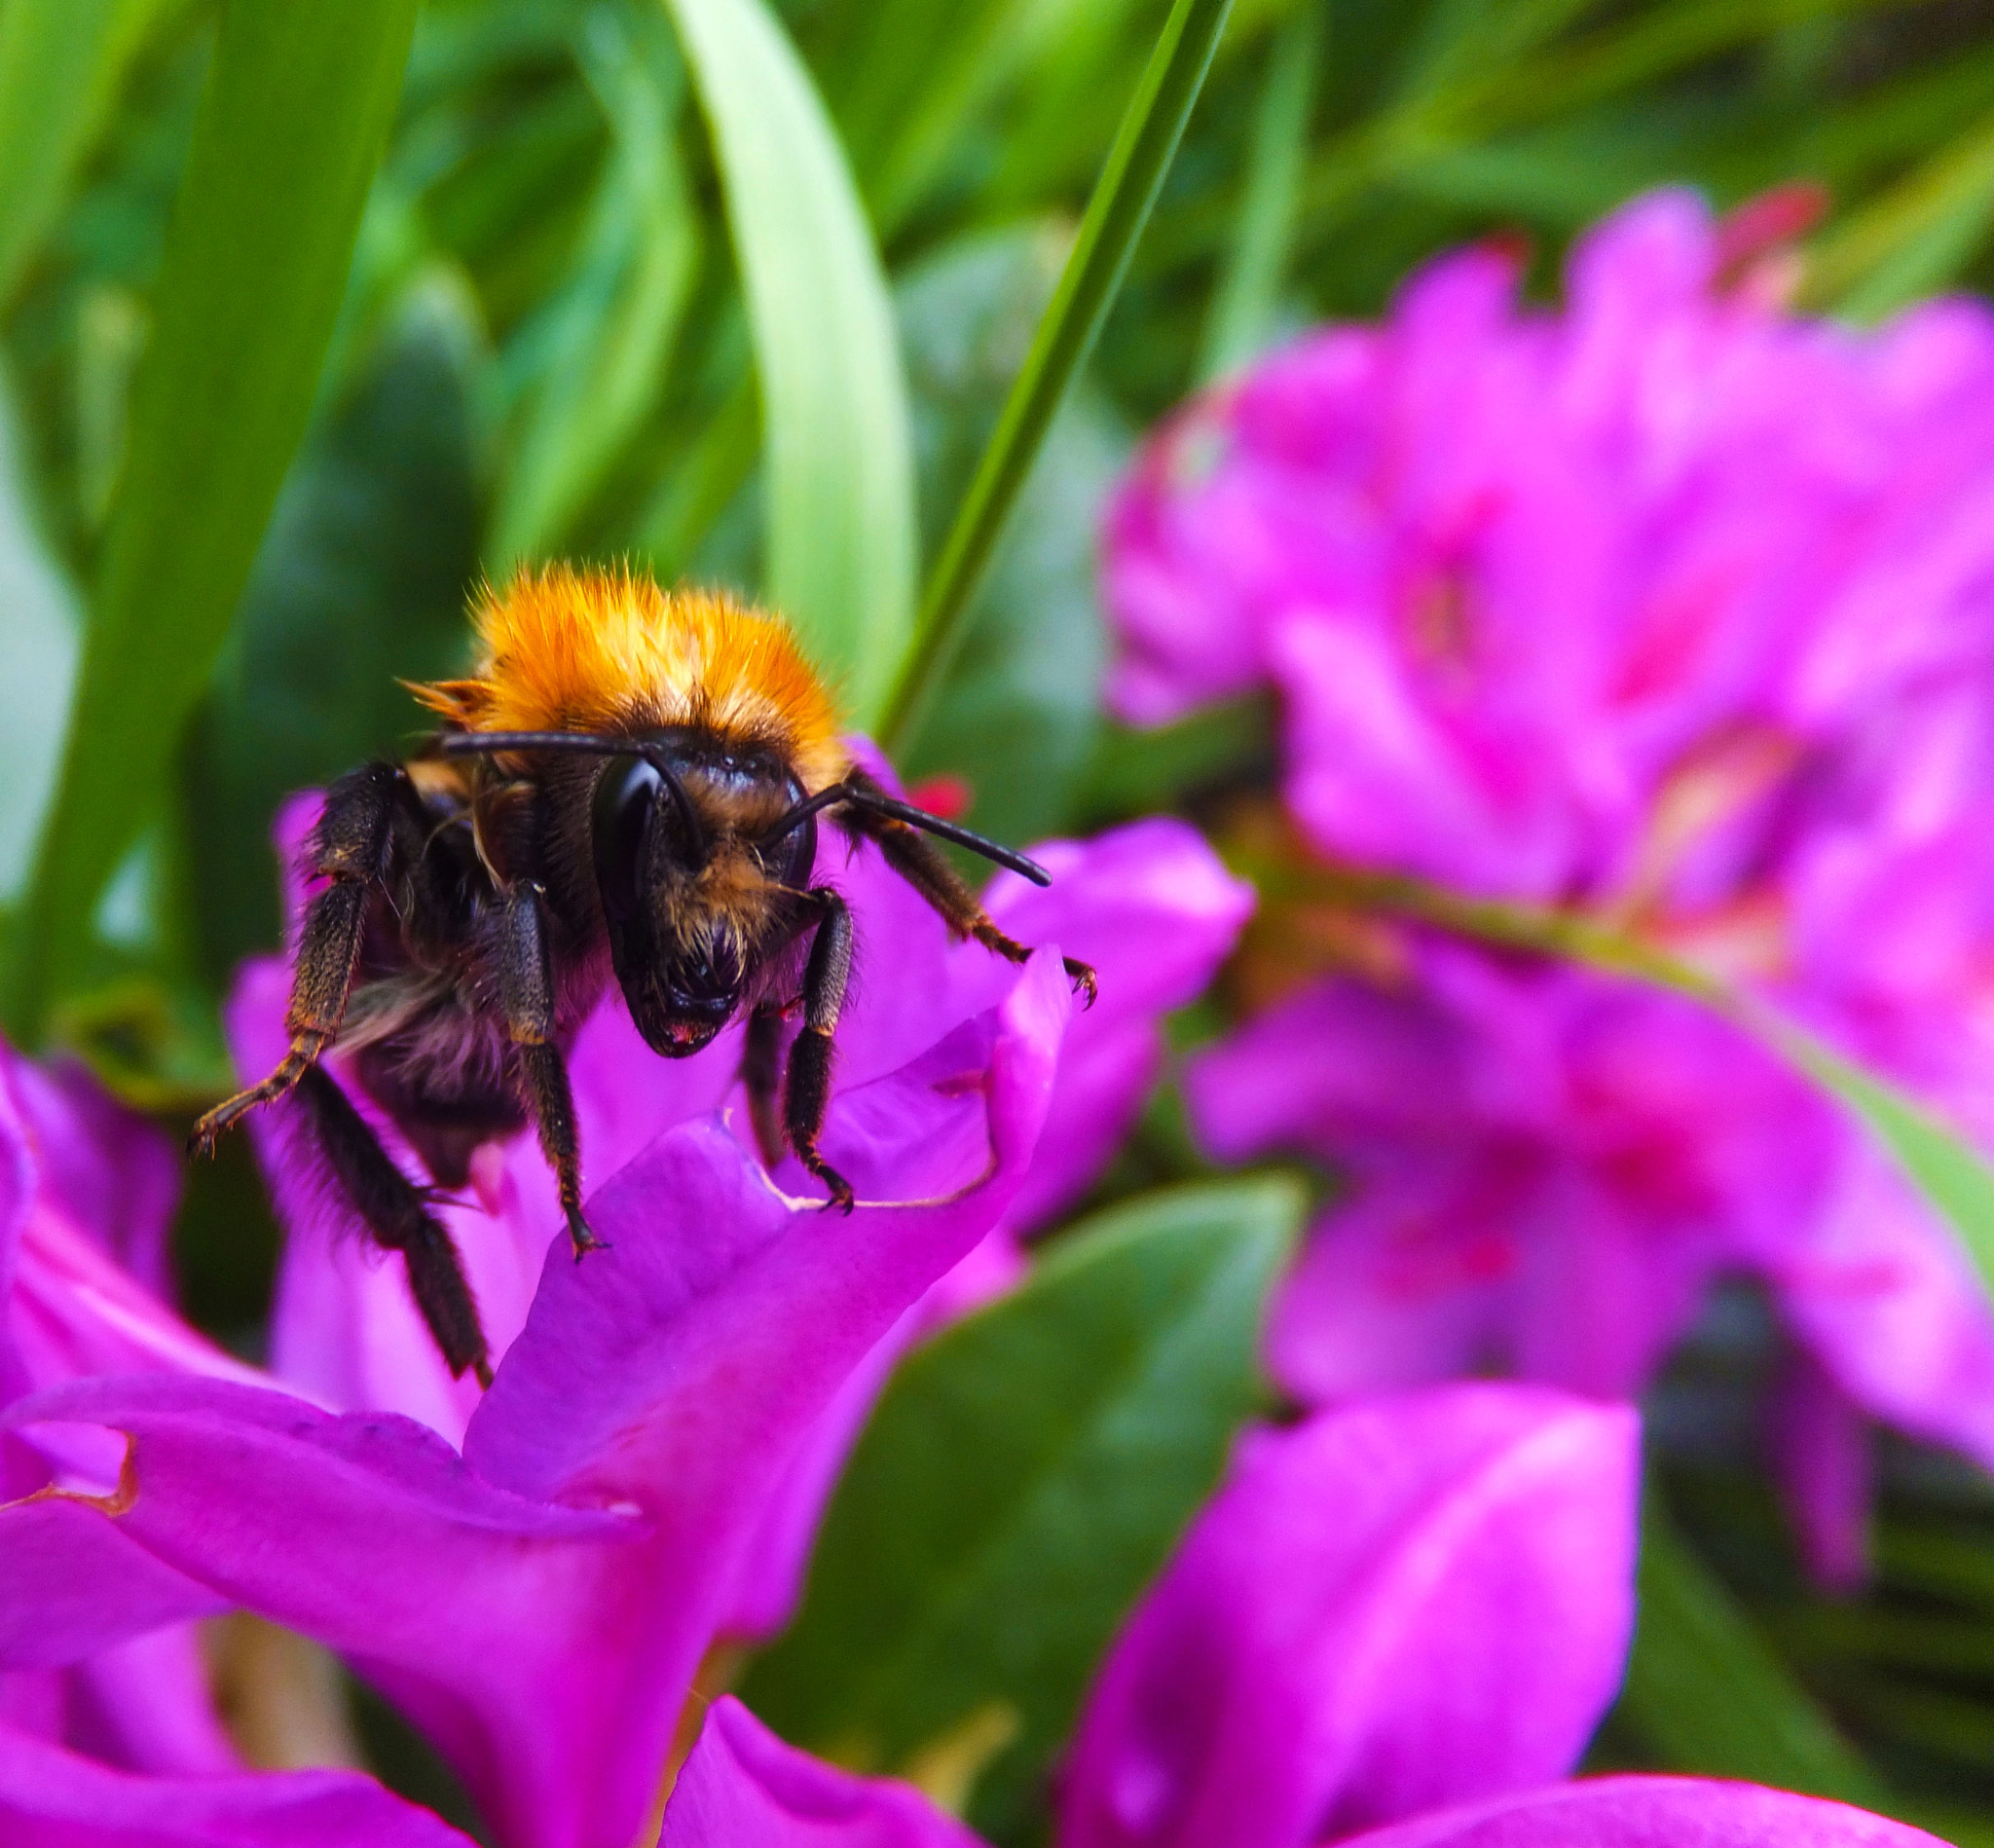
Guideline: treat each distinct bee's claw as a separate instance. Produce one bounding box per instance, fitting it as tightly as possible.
[1064,957,1098,1010]
[806,1159,856,1215]
[566,1205,609,1260]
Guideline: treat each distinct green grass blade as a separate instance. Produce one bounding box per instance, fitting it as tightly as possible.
[0,0,152,309]
[744,1175,1298,1838]
[1806,111,1994,321]
[490,10,699,565]
[1198,2,1318,383]
[1619,1489,1887,1803]
[1775,1031,1994,1295]
[879,0,1237,757]
[5,0,418,1042]
[661,0,915,725]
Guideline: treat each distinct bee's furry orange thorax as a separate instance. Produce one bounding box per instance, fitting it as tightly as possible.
[412,563,849,794]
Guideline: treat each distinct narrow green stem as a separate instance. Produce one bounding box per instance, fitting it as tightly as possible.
[878,0,1237,758]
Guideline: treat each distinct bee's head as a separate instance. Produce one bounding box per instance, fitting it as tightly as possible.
[589,740,818,1057]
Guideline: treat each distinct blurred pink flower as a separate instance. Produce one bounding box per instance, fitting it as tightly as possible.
[1185,942,1994,1574]
[1103,188,1994,920]
[1103,186,1994,1578]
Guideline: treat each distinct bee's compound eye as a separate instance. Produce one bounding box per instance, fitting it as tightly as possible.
[591,755,660,929]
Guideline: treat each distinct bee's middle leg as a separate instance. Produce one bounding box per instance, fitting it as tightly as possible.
[494,882,604,1260]
[295,1065,492,1387]
[785,890,855,1213]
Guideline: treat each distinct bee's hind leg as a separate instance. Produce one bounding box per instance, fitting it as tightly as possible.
[784,890,856,1213]
[295,1065,493,1387]
[191,762,414,1157]
[494,882,606,1260]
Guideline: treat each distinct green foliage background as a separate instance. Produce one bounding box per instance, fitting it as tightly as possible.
[6,0,1994,1838]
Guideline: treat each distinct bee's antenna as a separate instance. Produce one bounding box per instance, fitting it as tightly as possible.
[438,729,706,864]
[637,746,707,866]
[762,782,1052,887]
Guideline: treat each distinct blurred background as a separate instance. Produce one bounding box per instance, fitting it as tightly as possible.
[8,0,1994,1837]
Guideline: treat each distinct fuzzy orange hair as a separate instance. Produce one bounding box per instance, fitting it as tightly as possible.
[412,564,849,794]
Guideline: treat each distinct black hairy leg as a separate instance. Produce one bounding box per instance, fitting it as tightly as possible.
[295,1065,492,1386]
[785,889,856,1212]
[494,882,605,1260]
[836,768,1096,1006]
[743,1003,787,1169]
[191,762,415,1157]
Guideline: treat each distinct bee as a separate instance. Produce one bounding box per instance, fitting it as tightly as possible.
[192,563,1095,1386]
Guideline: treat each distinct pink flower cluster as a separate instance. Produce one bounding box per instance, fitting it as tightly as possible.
[1105,188,1994,1582]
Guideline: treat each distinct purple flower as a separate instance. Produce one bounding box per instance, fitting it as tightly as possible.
[650,1385,1936,1848]
[0,945,1070,1848]
[1054,1385,1640,1847]
[237,794,1249,1453]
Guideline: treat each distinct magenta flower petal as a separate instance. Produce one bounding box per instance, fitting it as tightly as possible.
[2,956,1067,1848]
[1765,1140,1994,1478]
[0,1497,228,1666]
[1333,1776,1944,1848]
[3,1049,178,1296]
[1193,949,1842,1404]
[980,821,1254,1236]
[1,1374,645,1847]
[59,1626,240,1776]
[0,1720,476,1847]
[660,1698,983,1848]
[1056,1385,1639,1848]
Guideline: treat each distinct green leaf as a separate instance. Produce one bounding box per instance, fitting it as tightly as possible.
[894,225,1128,846]
[0,358,83,899]
[879,0,1238,757]
[0,0,154,309]
[179,277,483,990]
[660,0,915,724]
[1806,111,1994,321]
[1618,1488,1886,1804]
[1198,0,1318,382]
[7,0,419,1042]
[489,7,699,565]
[1773,1031,1994,1301]
[743,1175,1299,1841]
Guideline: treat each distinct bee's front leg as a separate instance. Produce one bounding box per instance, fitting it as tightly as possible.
[785,889,856,1213]
[191,761,414,1158]
[495,881,606,1260]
